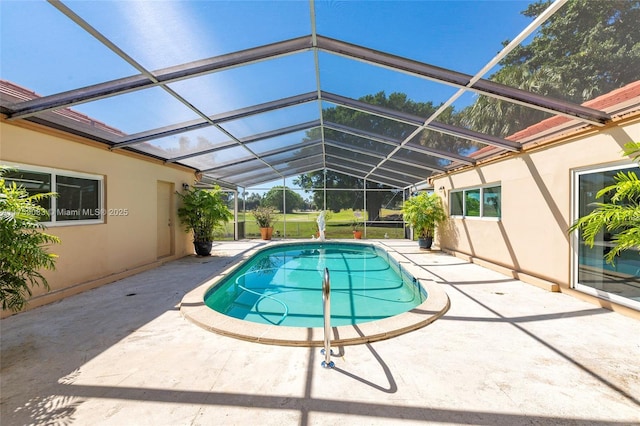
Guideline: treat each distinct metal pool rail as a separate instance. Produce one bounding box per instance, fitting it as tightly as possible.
[321,267,334,369]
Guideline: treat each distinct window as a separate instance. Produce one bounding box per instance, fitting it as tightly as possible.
[483,186,501,217]
[450,184,501,218]
[465,189,480,217]
[56,175,101,221]
[572,164,640,310]
[450,191,464,216]
[3,164,103,225]
[3,170,52,220]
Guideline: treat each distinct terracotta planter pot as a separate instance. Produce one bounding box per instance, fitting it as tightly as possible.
[353,230,363,239]
[260,227,273,240]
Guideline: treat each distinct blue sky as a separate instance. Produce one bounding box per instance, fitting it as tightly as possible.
[1,1,532,106]
[1,0,535,188]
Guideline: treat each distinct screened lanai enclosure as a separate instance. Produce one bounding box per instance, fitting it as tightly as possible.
[1,0,637,239]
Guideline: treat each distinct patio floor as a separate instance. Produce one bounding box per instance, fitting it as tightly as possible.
[1,240,639,425]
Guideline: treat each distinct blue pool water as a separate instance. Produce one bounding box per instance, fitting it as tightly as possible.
[204,242,426,327]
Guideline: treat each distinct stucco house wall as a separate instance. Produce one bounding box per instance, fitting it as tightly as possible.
[431,87,640,317]
[1,120,195,316]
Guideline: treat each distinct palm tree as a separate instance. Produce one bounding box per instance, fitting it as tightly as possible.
[569,142,640,264]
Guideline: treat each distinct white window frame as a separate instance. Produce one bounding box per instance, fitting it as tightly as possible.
[449,183,501,220]
[3,162,104,227]
[570,161,639,310]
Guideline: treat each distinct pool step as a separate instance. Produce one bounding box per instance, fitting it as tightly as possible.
[226,286,289,325]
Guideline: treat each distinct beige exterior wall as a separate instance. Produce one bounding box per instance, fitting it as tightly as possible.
[1,121,195,315]
[432,116,640,309]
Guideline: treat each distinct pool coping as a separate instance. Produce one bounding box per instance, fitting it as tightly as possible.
[180,240,450,347]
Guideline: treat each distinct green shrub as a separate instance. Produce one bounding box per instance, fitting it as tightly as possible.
[402,192,446,239]
[177,186,233,243]
[1,167,60,312]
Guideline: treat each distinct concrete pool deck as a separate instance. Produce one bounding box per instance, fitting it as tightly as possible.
[1,240,639,425]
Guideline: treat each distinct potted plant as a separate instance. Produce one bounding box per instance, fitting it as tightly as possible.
[352,211,363,239]
[402,192,446,250]
[352,220,363,239]
[253,205,276,240]
[177,185,232,256]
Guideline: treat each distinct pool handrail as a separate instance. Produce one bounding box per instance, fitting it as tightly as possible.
[321,267,334,369]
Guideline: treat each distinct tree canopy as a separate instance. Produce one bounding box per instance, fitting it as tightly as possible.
[295,91,474,218]
[262,186,304,214]
[462,0,640,137]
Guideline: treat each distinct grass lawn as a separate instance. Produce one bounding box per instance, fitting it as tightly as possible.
[218,209,405,240]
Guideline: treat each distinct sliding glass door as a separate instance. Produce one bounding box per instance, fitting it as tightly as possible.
[572,163,640,310]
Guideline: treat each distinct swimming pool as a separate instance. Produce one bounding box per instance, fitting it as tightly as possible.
[204,243,425,327]
[181,241,449,346]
